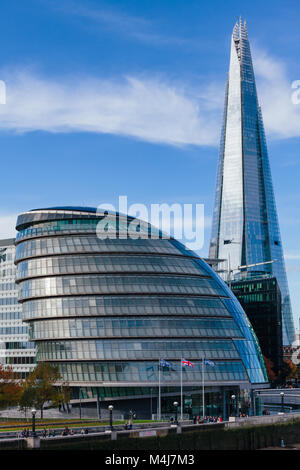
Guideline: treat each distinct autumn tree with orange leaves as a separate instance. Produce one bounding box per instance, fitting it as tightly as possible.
[278,358,297,383]
[263,355,277,384]
[0,365,22,409]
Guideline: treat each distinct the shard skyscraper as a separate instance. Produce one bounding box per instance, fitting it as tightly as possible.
[209,19,295,345]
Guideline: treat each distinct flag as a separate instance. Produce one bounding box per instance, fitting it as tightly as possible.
[204,358,215,367]
[160,358,172,368]
[181,359,194,367]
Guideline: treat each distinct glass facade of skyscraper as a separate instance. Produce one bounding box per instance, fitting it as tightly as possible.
[230,274,283,376]
[209,19,295,346]
[0,239,36,378]
[15,207,268,417]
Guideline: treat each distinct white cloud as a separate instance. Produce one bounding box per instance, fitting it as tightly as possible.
[253,48,300,139]
[0,215,17,239]
[54,1,193,47]
[0,47,298,148]
[0,70,220,146]
[285,253,300,260]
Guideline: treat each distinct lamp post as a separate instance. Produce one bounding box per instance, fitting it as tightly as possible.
[173,401,179,425]
[79,389,82,420]
[231,395,236,417]
[31,408,37,437]
[280,392,285,413]
[108,405,114,431]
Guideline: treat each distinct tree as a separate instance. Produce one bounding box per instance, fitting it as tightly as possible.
[18,384,38,418]
[0,365,22,410]
[22,362,62,418]
[263,355,277,384]
[58,382,71,412]
[278,359,297,385]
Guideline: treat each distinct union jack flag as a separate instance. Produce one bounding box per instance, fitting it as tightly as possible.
[181,359,194,367]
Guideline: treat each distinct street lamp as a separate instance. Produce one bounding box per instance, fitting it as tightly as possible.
[79,389,82,420]
[231,395,236,417]
[173,401,179,425]
[108,405,114,431]
[280,392,285,413]
[31,408,37,437]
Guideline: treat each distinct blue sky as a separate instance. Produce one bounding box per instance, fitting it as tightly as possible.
[0,0,300,328]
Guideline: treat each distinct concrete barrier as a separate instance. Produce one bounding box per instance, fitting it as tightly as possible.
[225,412,300,428]
[1,414,300,451]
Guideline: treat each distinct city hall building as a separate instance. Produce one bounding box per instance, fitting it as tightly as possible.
[15,207,268,419]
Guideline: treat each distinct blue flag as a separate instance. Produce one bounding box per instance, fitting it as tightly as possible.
[160,358,172,368]
[204,358,215,367]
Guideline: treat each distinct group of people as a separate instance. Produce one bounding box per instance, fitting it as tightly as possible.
[124,410,137,430]
[124,419,133,430]
[60,426,89,436]
[19,426,91,438]
[193,416,223,424]
[20,428,30,438]
[40,426,89,437]
[61,426,73,436]
[41,428,57,437]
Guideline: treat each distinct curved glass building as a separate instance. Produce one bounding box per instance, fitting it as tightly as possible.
[15,207,268,418]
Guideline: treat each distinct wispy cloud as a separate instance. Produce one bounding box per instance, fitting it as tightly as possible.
[54,0,190,47]
[253,48,300,139]
[0,69,220,146]
[0,46,298,147]
[285,253,300,260]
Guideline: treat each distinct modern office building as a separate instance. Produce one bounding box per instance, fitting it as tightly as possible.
[0,239,36,378]
[230,273,283,376]
[209,19,295,346]
[15,207,268,418]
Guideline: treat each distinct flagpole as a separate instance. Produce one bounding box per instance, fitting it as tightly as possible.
[158,358,161,421]
[180,358,183,421]
[202,358,205,419]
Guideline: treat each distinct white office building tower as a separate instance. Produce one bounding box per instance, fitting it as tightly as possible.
[0,238,36,378]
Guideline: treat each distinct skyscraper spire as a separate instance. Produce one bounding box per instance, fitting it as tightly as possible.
[209,21,295,345]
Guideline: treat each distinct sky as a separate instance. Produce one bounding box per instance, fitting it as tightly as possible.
[0,0,300,328]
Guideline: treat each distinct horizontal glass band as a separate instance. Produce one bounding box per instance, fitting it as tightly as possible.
[15,236,193,261]
[16,254,207,281]
[22,295,230,320]
[16,217,160,242]
[29,317,242,340]
[50,360,248,383]
[18,274,226,300]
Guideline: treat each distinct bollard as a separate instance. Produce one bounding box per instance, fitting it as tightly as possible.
[26,437,41,449]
